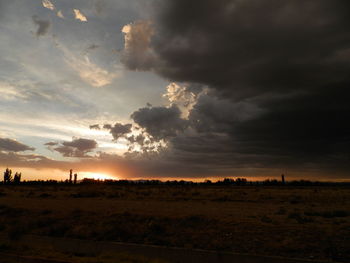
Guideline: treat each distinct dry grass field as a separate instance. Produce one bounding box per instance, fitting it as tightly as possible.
[0,184,349,262]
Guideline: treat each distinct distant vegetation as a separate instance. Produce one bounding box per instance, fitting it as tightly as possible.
[3,168,21,185]
[2,170,350,187]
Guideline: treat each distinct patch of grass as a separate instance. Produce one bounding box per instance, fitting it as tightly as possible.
[106,191,125,198]
[288,212,314,224]
[38,193,52,198]
[289,195,303,204]
[305,210,349,218]
[46,222,71,237]
[7,224,28,240]
[70,190,104,198]
[41,209,53,215]
[0,184,349,262]
[0,242,11,251]
[212,195,232,202]
[275,207,287,215]
[261,215,273,223]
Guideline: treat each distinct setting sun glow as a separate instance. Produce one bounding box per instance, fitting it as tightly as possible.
[80,172,116,181]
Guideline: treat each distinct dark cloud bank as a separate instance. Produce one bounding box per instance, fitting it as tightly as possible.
[48,138,98,158]
[119,0,350,178]
[3,0,349,179]
[0,138,34,152]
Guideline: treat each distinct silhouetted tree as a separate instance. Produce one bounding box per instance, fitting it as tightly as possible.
[235,178,247,186]
[69,169,73,184]
[14,172,18,184]
[222,178,234,185]
[3,169,7,184]
[3,168,12,184]
[74,173,77,184]
[13,172,21,184]
[204,180,212,185]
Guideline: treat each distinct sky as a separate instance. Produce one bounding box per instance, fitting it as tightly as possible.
[0,0,349,181]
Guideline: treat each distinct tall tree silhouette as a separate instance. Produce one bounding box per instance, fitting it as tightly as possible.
[74,173,78,184]
[69,169,73,184]
[3,168,12,184]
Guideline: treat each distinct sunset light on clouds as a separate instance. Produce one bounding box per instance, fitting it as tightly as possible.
[1,2,350,262]
[1,0,350,182]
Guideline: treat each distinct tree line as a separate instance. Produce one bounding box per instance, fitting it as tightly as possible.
[2,168,349,186]
[3,168,21,184]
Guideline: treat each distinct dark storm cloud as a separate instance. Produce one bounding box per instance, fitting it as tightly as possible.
[32,15,50,37]
[53,138,97,158]
[103,122,132,140]
[119,0,350,175]
[121,20,156,71]
[62,138,97,152]
[131,104,188,140]
[147,0,350,98]
[189,94,263,133]
[0,138,35,152]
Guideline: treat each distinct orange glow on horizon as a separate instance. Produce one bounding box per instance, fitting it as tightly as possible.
[79,172,117,181]
[1,166,349,182]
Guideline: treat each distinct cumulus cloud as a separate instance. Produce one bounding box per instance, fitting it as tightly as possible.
[53,138,97,158]
[32,16,50,37]
[5,0,349,179]
[73,9,87,22]
[118,0,350,175]
[0,138,35,152]
[103,123,132,140]
[141,1,350,98]
[163,83,202,118]
[62,138,97,151]
[121,21,156,71]
[42,0,55,10]
[131,104,188,140]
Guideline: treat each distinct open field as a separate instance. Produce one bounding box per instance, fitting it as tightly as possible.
[0,185,349,262]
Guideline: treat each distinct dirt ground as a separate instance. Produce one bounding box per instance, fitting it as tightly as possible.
[0,185,349,262]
